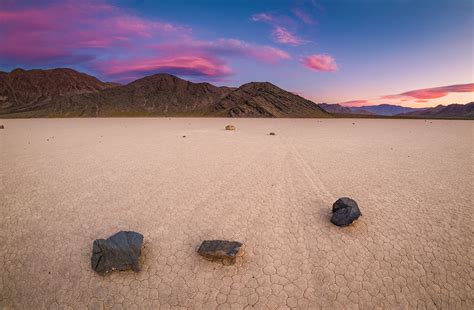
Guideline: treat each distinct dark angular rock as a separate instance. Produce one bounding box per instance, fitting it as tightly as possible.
[0,125,4,129]
[331,197,361,226]
[198,240,243,265]
[91,231,144,275]
[269,132,276,135]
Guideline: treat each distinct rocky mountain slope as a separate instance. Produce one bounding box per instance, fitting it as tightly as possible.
[0,68,330,118]
[213,82,330,118]
[0,68,116,115]
[53,73,234,117]
[397,102,474,118]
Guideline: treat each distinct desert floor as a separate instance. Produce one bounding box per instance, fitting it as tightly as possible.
[0,118,473,309]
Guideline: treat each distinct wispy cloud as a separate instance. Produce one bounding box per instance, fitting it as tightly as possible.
[0,0,290,82]
[338,83,474,107]
[153,39,290,64]
[0,1,186,64]
[273,26,306,45]
[251,12,307,46]
[381,83,474,100]
[301,54,338,72]
[291,8,317,25]
[251,13,273,22]
[97,55,232,81]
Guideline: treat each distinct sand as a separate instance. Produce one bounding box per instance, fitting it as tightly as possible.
[0,118,473,309]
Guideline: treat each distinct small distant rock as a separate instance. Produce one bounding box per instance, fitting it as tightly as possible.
[0,125,4,129]
[330,197,361,227]
[91,231,144,275]
[269,132,276,136]
[198,240,244,265]
[182,135,186,138]
[352,122,355,125]
[225,125,236,130]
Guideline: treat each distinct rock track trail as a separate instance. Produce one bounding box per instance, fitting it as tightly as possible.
[0,118,472,309]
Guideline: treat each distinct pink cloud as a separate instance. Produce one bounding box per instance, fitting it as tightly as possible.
[301,54,338,72]
[0,0,292,81]
[153,39,290,64]
[0,1,186,64]
[98,55,232,80]
[273,26,305,45]
[252,12,306,45]
[103,37,290,81]
[382,83,474,100]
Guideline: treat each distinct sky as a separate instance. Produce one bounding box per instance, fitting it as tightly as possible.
[0,0,473,107]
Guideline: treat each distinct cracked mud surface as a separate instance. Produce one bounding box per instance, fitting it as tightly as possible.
[1,118,472,309]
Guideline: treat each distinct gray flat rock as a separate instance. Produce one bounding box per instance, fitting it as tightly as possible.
[91,231,144,275]
[198,240,243,265]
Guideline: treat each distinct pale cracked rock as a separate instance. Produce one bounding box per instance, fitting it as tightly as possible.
[198,240,244,265]
[331,197,362,227]
[91,231,144,275]
[225,125,236,130]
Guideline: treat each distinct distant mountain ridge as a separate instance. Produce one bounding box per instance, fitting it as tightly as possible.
[0,68,471,119]
[396,102,474,118]
[351,104,428,116]
[318,103,374,115]
[0,68,330,118]
[319,103,428,116]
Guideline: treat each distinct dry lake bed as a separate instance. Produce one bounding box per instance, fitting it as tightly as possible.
[0,118,473,309]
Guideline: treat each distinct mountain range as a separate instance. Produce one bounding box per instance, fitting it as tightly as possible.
[0,68,330,118]
[396,102,474,118]
[0,68,472,119]
[318,103,429,116]
[317,103,374,115]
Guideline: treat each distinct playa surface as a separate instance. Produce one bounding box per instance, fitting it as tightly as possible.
[1,118,472,309]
